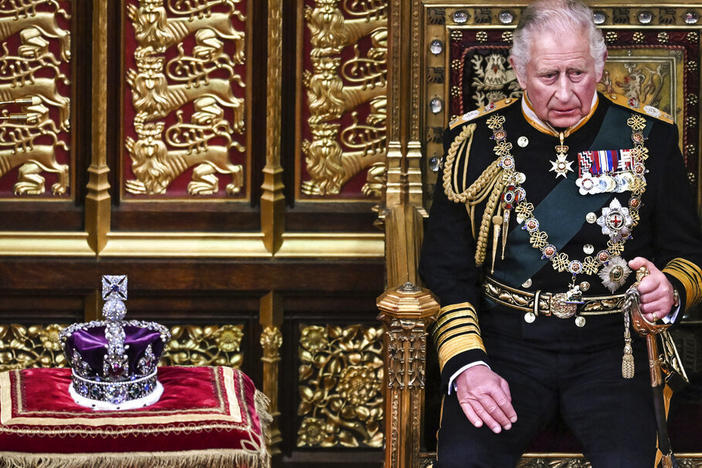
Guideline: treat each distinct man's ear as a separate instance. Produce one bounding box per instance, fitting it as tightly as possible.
[595,50,608,82]
[509,56,527,89]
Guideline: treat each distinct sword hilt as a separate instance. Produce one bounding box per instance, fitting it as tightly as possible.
[626,266,672,337]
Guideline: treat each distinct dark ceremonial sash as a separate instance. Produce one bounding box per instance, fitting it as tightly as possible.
[491,105,653,286]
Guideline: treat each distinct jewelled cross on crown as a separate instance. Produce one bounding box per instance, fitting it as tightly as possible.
[102,275,128,301]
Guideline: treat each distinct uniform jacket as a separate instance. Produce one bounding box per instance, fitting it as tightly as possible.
[419,92,702,389]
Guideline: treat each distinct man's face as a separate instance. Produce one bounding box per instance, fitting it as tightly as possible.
[513,28,603,128]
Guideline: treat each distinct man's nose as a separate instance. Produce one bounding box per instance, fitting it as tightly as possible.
[555,74,572,101]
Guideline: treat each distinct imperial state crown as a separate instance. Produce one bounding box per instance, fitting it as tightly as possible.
[59,275,171,410]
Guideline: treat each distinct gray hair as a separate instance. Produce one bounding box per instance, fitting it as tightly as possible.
[510,0,606,78]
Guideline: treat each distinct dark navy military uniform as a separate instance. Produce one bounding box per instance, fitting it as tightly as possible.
[419,93,702,467]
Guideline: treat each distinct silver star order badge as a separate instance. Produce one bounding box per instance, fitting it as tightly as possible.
[598,256,632,292]
[549,152,574,178]
[596,197,633,241]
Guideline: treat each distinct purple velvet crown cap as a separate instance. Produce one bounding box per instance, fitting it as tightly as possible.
[59,275,171,410]
[62,325,166,379]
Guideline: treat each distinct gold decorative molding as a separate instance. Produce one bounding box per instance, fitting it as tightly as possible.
[86,0,110,253]
[0,324,67,371]
[160,324,244,368]
[124,0,246,197]
[100,232,269,257]
[98,231,384,258]
[0,232,92,256]
[276,232,384,258]
[298,0,388,199]
[0,231,384,258]
[297,324,384,448]
[0,0,72,198]
[261,0,285,254]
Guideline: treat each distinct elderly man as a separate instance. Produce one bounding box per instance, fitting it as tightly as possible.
[419,0,702,466]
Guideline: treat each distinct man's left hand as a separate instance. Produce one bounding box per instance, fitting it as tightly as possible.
[628,257,675,322]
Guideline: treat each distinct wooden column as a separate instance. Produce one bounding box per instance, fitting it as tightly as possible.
[380,0,437,466]
[261,0,285,254]
[259,290,283,456]
[85,0,110,255]
[378,283,438,468]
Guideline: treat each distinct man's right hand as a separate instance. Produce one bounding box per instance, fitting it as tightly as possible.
[455,365,517,433]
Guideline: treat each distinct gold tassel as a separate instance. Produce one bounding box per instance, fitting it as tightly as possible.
[491,215,502,274]
[474,177,506,267]
[622,310,635,379]
[663,456,674,468]
[501,208,510,260]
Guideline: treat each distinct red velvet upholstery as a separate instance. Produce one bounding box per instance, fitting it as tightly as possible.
[0,366,269,467]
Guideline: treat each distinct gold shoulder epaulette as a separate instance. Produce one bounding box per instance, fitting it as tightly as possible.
[449,97,519,130]
[603,93,674,124]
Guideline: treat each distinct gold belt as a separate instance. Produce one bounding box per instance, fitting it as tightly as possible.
[483,276,626,320]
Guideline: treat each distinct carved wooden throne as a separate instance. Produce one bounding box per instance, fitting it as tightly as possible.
[379,2,702,467]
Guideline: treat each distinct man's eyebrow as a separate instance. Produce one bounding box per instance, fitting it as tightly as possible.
[535,63,586,73]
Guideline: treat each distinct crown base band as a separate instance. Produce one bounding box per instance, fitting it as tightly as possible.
[70,371,162,410]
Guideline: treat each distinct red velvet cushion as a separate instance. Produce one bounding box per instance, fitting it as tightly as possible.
[0,366,267,461]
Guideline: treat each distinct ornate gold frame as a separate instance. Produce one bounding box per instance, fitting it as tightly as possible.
[117,0,253,202]
[293,0,388,202]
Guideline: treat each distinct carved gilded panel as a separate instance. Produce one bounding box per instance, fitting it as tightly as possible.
[0,0,71,199]
[122,0,248,200]
[297,324,383,447]
[159,324,244,368]
[297,0,387,200]
[422,4,702,201]
[0,324,67,370]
